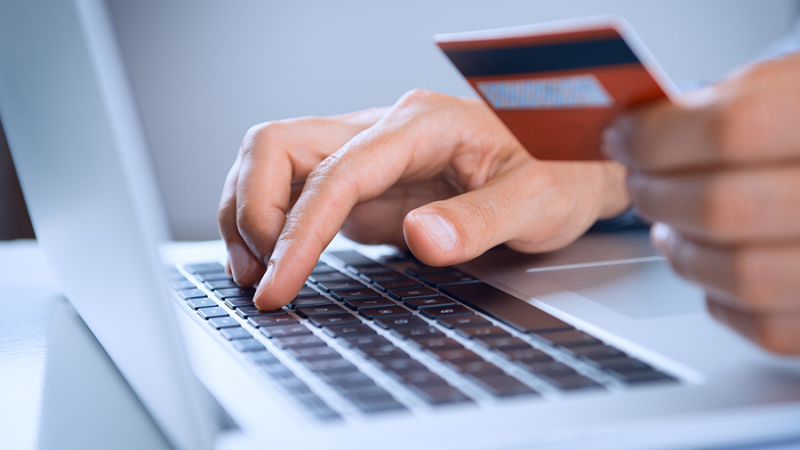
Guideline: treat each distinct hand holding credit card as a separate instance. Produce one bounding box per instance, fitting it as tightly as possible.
[436,16,677,160]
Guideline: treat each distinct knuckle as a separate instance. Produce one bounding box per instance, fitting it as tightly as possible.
[396,88,443,108]
[241,120,295,156]
[730,249,779,308]
[699,175,754,238]
[713,95,771,160]
[751,317,796,355]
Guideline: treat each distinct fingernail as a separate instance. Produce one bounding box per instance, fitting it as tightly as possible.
[601,119,630,163]
[228,243,254,282]
[259,262,275,291]
[417,214,457,253]
[650,222,671,256]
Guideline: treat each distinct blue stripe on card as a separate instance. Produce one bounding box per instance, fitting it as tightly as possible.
[442,38,640,77]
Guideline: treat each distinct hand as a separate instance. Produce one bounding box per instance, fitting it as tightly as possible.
[603,52,800,355]
[219,89,630,310]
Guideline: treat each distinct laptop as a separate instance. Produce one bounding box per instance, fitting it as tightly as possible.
[2,1,800,449]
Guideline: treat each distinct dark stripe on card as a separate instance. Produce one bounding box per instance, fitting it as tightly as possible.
[442,38,639,77]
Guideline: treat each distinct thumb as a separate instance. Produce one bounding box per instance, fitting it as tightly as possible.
[402,161,611,266]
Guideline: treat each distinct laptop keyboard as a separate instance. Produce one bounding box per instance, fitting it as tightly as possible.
[166,250,677,421]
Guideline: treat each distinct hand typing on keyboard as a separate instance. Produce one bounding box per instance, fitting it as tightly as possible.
[217,90,631,310]
[603,53,800,355]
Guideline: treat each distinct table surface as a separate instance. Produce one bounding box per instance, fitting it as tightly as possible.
[3,239,800,450]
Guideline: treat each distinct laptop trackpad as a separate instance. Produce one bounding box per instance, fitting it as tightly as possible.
[526,260,705,318]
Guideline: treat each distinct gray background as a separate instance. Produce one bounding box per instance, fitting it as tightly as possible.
[2,0,799,240]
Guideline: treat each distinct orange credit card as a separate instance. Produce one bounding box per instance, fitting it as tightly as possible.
[435,16,677,161]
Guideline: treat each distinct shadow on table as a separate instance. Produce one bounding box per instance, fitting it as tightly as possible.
[36,299,171,450]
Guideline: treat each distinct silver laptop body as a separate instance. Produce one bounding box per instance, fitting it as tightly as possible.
[2,1,800,449]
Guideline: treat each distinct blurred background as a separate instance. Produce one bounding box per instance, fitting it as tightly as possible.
[1,0,799,241]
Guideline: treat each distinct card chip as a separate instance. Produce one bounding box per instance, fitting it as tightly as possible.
[477,74,613,110]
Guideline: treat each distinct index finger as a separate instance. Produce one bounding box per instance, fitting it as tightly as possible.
[252,91,470,309]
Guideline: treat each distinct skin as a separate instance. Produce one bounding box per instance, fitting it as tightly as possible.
[218,90,630,311]
[603,52,800,355]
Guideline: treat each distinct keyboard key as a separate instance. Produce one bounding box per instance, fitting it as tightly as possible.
[409,337,463,352]
[208,316,240,329]
[388,287,439,300]
[178,288,207,300]
[409,384,472,405]
[289,295,332,309]
[186,297,217,309]
[403,296,454,310]
[311,263,337,274]
[170,279,196,290]
[233,338,266,352]
[456,326,511,340]
[204,279,238,290]
[374,315,428,330]
[376,279,423,291]
[331,288,380,300]
[359,305,411,320]
[296,286,321,297]
[301,399,341,421]
[235,306,285,318]
[420,305,474,319]
[355,345,410,362]
[308,271,352,284]
[542,375,604,391]
[324,371,375,391]
[259,363,294,378]
[397,371,448,387]
[343,386,406,413]
[248,314,297,328]
[184,262,225,274]
[533,330,602,348]
[363,271,406,283]
[224,297,255,309]
[197,307,229,319]
[220,326,253,340]
[390,326,445,340]
[350,264,391,275]
[477,336,531,351]
[588,357,653,374]
[273,335,326,349]
[275,376,313,396]
[457,361,504,378]
[328,250,377,267]
[344,297,395,310]
[611,370,677,385]
[420,271,479,287]
[308,314,360,327]
[259,323,311,338]
[498,348,554,364]
[565,345,627,362]
[245,350,278,364]
[216,287,256,299]
[323,323,376,338]
[472,375,538,398]
[194,271,231,282]
[295,304,347,317]
[287,346,341,362]
[437,315,492,329]
[405,265,456,276]
[380,358,428,375]
[303,358,358,374]
[317,280,365,292]
[338,335,392,349]
[431,349,483,365]
[441,283,574,333]
[522,361,578,378]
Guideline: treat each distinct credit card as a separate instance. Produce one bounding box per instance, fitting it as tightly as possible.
[435,16,677,160]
